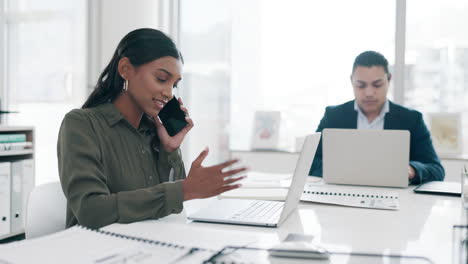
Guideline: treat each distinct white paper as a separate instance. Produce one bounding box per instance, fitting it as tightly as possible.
[0,226,190,264]
[220,188,288,201]
[102,220,258,251]
[239,171,292,188]
[246,171,292,181]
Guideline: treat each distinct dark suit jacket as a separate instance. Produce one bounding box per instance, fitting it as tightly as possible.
[309,100,445,184]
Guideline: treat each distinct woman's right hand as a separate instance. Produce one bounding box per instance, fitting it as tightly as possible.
[154,97,194,153]
[182,147,247,201]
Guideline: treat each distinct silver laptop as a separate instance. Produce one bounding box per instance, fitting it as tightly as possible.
[187,133,321,227]
[323,129,410,188]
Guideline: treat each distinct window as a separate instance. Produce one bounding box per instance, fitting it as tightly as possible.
[405,0,468,151]
[179,0,232,164]
[231,0,396,150]
[180,0,396,156]
[3,0,87,184]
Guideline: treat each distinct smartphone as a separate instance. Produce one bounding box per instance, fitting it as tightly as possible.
[158,96,189,136]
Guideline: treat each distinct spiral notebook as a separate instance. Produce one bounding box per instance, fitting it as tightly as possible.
[301,183,400,210]
[0,225,202,264]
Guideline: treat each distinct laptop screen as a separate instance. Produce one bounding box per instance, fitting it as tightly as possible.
[278,133,321,223]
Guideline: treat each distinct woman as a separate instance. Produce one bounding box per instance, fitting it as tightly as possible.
[57,28,246,229]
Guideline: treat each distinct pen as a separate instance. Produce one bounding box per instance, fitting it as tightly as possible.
[94,253,120,263]
[168,247,200,264]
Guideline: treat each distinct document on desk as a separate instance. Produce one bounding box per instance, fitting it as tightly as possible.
[219,188,288,201]
[0,226,192,264]
[101,220,259,251]
[301,183,400,210]
[238,171,292,188]
[219,171,291,200]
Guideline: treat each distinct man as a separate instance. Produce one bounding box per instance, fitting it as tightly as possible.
[309,50,444,184]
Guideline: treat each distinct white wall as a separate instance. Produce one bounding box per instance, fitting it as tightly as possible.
[88,0,162,86]
[99,0,160,69]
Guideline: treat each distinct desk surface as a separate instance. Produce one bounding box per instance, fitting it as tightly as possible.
[104,180,466,264]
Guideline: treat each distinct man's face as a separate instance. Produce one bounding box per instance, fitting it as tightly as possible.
[351,66,390,117]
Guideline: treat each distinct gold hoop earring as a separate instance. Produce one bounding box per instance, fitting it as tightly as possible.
[123,79,128,92]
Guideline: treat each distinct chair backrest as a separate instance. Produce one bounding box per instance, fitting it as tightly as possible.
[25,181,67,239]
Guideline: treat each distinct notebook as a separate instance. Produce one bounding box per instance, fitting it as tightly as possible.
[101,219,259,251]
[414,181,461,196]
[0,225,197,264]
[187,133,321,227]
[301,182,400,210]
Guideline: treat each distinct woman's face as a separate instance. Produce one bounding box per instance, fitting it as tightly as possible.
[126,56,182,117]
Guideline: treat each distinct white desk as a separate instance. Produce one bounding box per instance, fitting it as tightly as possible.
[103,181,466,264]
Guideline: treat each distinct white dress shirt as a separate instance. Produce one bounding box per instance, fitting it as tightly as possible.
[354,100,389,129]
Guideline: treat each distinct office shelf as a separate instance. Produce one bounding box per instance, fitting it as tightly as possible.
[0,150,34,156]
[0,126,34,241]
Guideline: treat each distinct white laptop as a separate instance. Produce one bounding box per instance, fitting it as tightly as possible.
[187,133,321,227]
[322,129,410,188]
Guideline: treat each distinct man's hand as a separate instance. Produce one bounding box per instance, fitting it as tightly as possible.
[408,165,416,180]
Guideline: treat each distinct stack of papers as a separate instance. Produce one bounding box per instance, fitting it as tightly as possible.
[239,171,292,188]
[220,171,291,201]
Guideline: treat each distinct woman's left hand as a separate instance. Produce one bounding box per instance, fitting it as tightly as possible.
[154,97,194,152]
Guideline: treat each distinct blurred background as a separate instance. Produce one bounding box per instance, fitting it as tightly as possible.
[0,0,467,185]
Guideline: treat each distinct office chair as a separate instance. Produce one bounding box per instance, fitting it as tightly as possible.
[25,181,67,239]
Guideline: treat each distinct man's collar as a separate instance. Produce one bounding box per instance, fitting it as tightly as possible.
[354,99,389,118]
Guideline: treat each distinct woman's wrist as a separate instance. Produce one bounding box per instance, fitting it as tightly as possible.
[182,180,195,201]
[162,143,178,153]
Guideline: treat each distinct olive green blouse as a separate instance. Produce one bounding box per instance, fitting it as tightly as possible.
[57,103,186,229]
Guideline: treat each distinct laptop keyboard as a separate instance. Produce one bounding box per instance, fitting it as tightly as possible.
[230,200,284,223]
